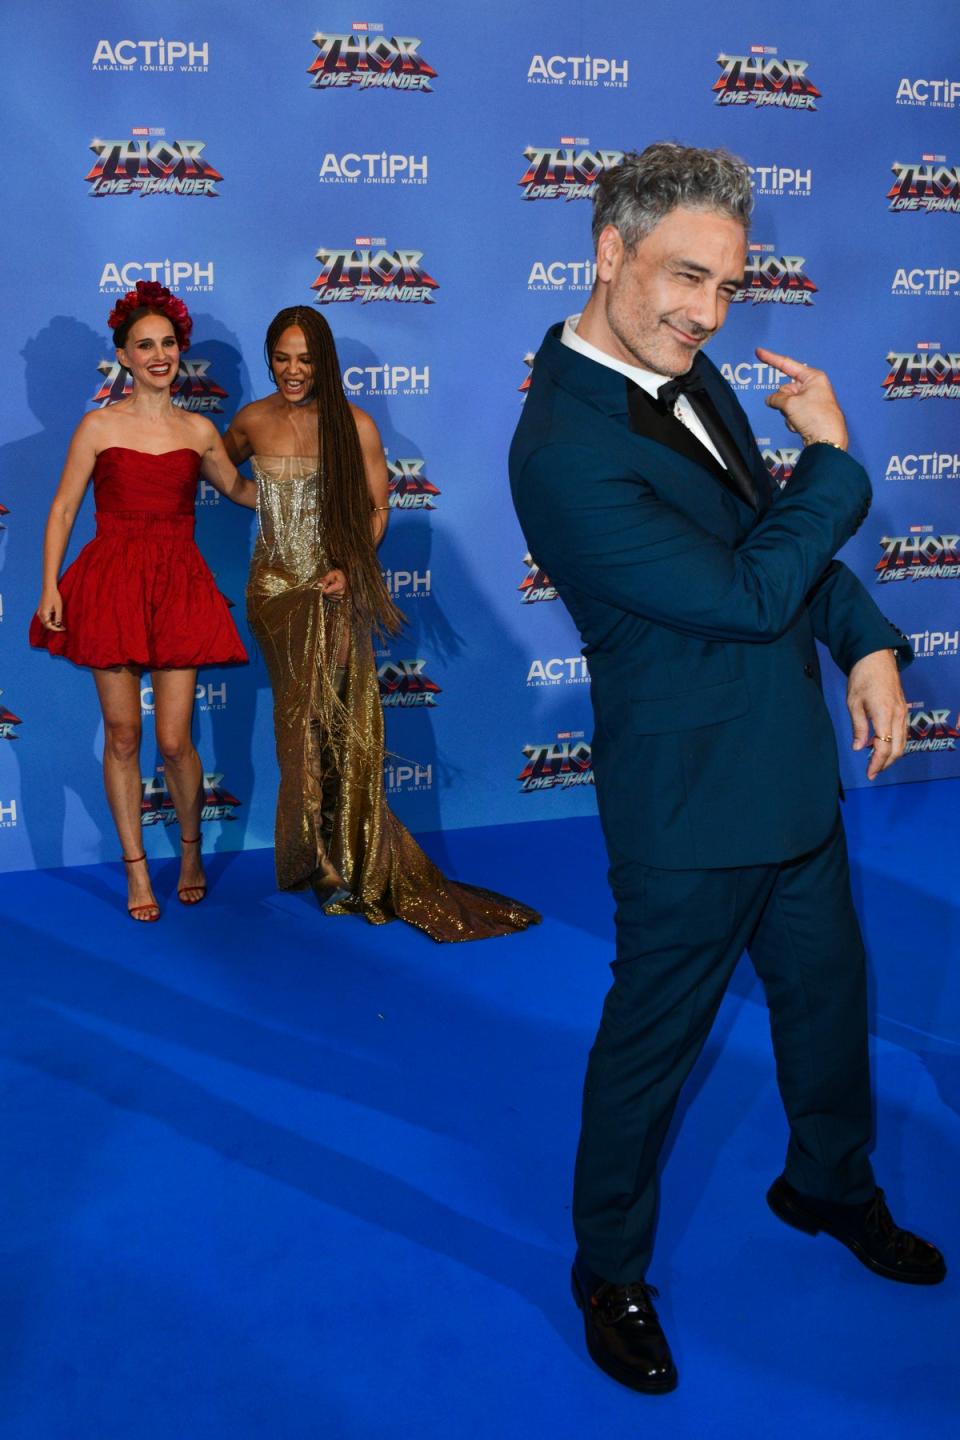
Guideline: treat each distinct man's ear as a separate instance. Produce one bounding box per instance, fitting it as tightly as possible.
[595,225,624,284]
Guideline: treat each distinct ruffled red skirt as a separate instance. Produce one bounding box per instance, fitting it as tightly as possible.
[29,513,248,670]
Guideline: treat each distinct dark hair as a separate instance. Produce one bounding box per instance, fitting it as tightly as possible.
[265,307,403,638]
[592,143,753,251]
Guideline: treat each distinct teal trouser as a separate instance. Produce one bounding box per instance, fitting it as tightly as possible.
[573,813,874,1282]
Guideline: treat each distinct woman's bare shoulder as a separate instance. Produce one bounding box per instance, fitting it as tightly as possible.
[348,402,381,440]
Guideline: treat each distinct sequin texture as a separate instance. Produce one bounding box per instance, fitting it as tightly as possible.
[247,455,540,942]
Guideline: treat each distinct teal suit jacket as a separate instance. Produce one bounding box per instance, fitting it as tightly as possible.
[510,323,911,870]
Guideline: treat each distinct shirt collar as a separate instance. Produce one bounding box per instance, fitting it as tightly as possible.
[561,313,670,401]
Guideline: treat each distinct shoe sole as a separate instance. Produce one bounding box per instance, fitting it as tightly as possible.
[570,1270,679,1394]
[766,1185,946,1286]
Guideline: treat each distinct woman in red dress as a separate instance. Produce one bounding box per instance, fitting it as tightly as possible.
[30,282,256,921]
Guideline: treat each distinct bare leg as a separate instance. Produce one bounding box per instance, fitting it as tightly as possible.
[152,668,206,903]
[93,666,158,920]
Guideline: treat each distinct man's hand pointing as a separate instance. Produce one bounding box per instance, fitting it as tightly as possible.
[756,347,849,451]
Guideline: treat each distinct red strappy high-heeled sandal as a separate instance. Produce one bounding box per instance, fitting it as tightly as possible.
[178,834,207,905]
[122,852,160,922]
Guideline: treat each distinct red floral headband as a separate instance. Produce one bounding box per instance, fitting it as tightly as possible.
[108,280,193,352]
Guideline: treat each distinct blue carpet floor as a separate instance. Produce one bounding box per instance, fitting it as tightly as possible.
[1,785,957,1439]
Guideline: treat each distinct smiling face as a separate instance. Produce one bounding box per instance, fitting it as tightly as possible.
[116,313,180,391]
[270,325,314,404]
[597,205,747,376]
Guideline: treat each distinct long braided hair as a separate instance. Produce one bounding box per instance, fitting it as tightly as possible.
[264,307,403,638]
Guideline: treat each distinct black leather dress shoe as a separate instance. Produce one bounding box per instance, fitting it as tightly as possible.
[767,1176,946,1285]
[571,1254,678,1393]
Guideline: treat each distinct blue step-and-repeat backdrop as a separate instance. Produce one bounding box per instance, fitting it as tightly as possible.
[1,2,958,876]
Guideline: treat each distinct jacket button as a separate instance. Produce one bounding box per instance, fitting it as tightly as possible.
[803,663,815,678]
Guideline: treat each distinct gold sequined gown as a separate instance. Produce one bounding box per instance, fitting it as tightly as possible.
[247,455,540,942]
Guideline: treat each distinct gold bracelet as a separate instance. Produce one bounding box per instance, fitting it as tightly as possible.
[803,438,846,451]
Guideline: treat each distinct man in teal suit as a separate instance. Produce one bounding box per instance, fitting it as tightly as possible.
[510,144,945,1395]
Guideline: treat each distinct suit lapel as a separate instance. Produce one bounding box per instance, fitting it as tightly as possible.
[698,360,775,512]
[625,372,763,515]
[536,325,773,520]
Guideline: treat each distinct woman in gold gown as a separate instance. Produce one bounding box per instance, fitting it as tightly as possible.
[224,308,539,942]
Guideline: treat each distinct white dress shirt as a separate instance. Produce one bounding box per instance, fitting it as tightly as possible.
[560,313,727,470]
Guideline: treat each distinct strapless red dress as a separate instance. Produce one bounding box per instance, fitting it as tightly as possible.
[29,447,248,670]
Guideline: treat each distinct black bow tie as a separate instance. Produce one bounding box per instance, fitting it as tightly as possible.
[656,371,706,413]
[652,369,760,510]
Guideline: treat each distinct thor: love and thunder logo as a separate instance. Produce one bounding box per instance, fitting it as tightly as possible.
[712,48,820,109]
[882,348,960,399]
[308,31,436,90]
[86,134,223,197]
[312,244,438,303]
[875,529,960,582]
[518,734,594,792]
[888,157,960,212]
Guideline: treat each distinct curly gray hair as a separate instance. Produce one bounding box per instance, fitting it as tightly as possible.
[592,143,753,250]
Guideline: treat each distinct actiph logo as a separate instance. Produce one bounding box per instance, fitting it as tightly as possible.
[527,259,596,291]
[719,359,786,392]
[891,267,960,297]
[526,656,589,686]
[318,152,428,184]
[527,54,628,88]
[141,681,228,714]
[906,629,960,659]
[197,480,221,506]
[91,39,209,72]
[749,164,813,197]
[382,568,431,600]
[384,761,433,793]
[896,77,960,109]
[885,452,960,480]
[99,260,215,294]
[342,363,429,396]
